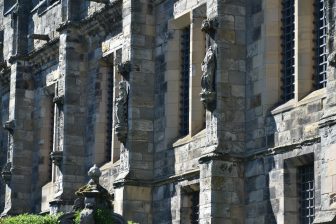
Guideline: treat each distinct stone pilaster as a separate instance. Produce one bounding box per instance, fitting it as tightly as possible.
[199,155,244,224]
[50,24,86,212]
[113,0,155,223]
[1,60,34,216]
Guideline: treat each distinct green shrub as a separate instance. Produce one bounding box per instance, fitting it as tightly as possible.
[0,213,60,224]
[73,211,81,224]
[94,208,113,224]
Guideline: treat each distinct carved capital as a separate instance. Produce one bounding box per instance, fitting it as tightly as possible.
[3,120,15,133]
[50,151,63,166]
[117,61,131,79]
[201,18,218,33]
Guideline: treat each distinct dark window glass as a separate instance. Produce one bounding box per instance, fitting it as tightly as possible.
[180,26,190,136]
[281,0,295,101]
[299,164,315,224]
[4,0,16,13]
[190,191,199,224]
[315,0,327,88]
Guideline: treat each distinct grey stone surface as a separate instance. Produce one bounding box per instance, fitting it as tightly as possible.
[0,0,333,223]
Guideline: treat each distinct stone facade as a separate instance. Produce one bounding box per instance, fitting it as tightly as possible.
[0,0,335,224]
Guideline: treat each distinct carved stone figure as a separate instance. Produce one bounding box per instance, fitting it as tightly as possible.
[201,18,218,33]
[1,162,12,184]
[115,80,128,144]
[3,119,15,133]
[50,151,63,166]
[117,61,131,80]
[200,46,216,110]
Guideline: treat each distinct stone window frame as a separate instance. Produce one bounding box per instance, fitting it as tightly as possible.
[165,4,206,146]
[30,0,61,16]
[283,153,315,224]
[278,0,321,103]
[177,180,200,223]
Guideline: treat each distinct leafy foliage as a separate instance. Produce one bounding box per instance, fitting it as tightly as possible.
[93,208,114,224]
[73,211,81,224]
[0,213,60,224]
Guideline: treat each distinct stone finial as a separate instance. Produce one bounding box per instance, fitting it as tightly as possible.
[200,46,217,111]
[88,164,101,185]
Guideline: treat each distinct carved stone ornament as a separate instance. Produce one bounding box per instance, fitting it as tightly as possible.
[53,95,64,105]
[115,80,128,144]
[50,151,63,166]
[201,18,218,33]
[1,162,12,184]
[117,61,131,79]
[200,46,216,111]
[3,119,15,133]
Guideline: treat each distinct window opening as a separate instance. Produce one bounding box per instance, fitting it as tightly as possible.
[315,0,327,88]
[180,26,190,136]
[190,191,199,224]
[281,0,295,101]
[298,164,315,224]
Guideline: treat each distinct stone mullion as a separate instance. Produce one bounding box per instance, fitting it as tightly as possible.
[2,61,34,215]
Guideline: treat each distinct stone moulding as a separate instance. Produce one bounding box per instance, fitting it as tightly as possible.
[115,80,128,144]
[50,151,63,166]
[200,46,216,111]
[3,119,15,133]
[1,162,12,184]
[201,17,218,33]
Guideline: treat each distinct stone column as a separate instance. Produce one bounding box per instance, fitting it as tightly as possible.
[113,0,154,223]
[49,24,86,213]
[199,156,244,224]
[1,60,34,216]
[1,0,32,216]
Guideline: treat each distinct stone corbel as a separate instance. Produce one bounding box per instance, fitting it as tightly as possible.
[200,46,217,111]
[27,34,50,42]
[3,119,15,133]
[1,162,12,184]
[50,151,63,166]
[115,80,129,144]
[117,61,131,80]
[201,17,218,33]
[86,0,110,4]
[53,95,64,105]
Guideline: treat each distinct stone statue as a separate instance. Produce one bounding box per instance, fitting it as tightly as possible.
[115,80,128,144]
[200,46,216,110]
[201,18,218,33]
[1,162,12,184]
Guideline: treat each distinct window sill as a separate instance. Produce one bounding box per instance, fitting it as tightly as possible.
[172,128,206,148]
[31,0,61,16]
[3,3,18,17]
[271,88,327,115]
